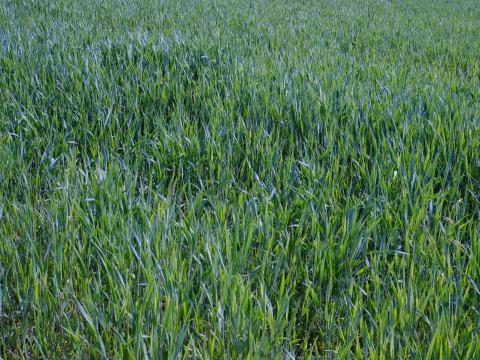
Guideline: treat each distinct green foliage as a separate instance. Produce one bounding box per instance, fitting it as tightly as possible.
[1,0,479,358]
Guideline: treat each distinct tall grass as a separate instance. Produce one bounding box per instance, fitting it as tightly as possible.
[1,0,479,358]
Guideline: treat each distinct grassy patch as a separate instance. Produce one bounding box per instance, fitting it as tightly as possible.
[1,0,479,358]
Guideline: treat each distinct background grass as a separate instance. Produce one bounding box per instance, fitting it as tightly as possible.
[1,0,479,358]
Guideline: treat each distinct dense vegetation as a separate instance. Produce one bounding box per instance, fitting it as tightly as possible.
[1,0,479,358]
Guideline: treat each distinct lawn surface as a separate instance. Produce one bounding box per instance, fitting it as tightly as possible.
[1,0,480,358]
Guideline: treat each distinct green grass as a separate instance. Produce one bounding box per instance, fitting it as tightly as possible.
[1,0,479,358]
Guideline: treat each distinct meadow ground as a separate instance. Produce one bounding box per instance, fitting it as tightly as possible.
[0,0,479,358]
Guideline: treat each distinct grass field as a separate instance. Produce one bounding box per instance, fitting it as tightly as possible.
[1,0,480,358]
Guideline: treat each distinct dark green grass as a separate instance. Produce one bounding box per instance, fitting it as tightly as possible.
[1,0,479,358]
